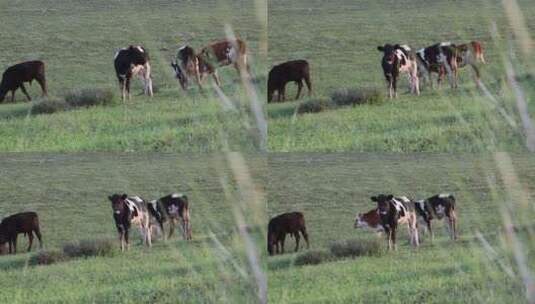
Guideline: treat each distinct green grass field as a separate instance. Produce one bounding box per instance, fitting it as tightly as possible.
[0,153,266,303]
[0,0,266,152]
[268,0,535,152]
[267,153,535,303]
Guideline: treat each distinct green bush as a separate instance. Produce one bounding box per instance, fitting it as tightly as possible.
[63,239,116,258]
[329,238,383,258]
[296,98,331,114]
[30,98,69,115]
[30,250,69,265]
[330,87,382,107]
[65,88,115,108]
[294,249,332,266]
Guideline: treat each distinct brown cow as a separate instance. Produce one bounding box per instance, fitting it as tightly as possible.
[267,60,312,103]
[267,212,309,255]
[454,41,486,79]
[0,212,43,254]
[172,45,221,91]
[199,39,249,76]
[354,208,384,233]
[0,61,47,102]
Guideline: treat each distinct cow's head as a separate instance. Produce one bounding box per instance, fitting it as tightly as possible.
[377,44,399,65]
[171,61,188,90]
[371,194,394,215]
[108,193,128,216]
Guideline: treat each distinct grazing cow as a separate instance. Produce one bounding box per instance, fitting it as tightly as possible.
[377,44,419,98]
[354,208,383,234]
[414,193,457,241]
[267,212,309,255]
[148,193,192,240]
[108,193,153,251]
[416,42,459,89]
[454,41,486,79]
[113,45,153,101]
[267,60,312,103]
[0,212,43,254]
[0,61,47,102]
[371,194,419,250]
[199,39,250,76]
[171,45,221,91]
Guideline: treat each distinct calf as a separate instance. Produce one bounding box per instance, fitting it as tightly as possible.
[377,44,419,98]
[0,61,47,102]
[354,208,383,234]
[414,193,457,241]
[108,193,153,251]
[416,42,459,89]
[267,60,312,103]
[267,212,309,255]
[199,38,250,76]
[171,45,221,91]
[148,193,192,240]
[113,45,153,101]
[0,211,43,254]
[454,41,486,79]
[371,194,419,250]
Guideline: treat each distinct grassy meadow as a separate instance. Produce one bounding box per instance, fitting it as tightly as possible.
[268,0,535,152]
[0,0,266,152]
[0,153,267,303]
[267,153,535,303]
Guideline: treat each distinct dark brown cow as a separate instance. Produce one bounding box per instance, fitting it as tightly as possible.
[267,212,309,255]
[267,60,312,103]
[0,61,47,102]
[0,212,43,254]
[199,39,249,75]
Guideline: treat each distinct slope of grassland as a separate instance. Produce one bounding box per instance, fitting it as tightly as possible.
[0,153,266,303]
[267,153,535,303]
[268,0,535,152]
[0,0,266,152]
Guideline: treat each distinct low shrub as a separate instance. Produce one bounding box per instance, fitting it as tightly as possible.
[65,88,114,108]
[296,98,331,114]
[329,238,383,258]
[63,239,116,258]
[30,98,69,115]
[330,87,383,107]
[30,250,69,265]
[294,249,332,266]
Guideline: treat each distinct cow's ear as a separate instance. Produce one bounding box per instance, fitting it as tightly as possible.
[377,46,384,52]
[121,194,128,200]
[387,195,394,200]
[370,196,378,202]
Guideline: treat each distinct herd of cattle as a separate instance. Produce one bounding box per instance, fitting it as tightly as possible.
[268,193,457,255]
[0,38,249,103]
[267,40,486,102]
[0,192,191,254]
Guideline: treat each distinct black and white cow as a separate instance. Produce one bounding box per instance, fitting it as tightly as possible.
[148,193,192,240]
[414,193,457,241]
[371,194,419,250]
[377,44,419,98]
[108,193,153,251]
[416,42,459,89]
[113,45,153,101]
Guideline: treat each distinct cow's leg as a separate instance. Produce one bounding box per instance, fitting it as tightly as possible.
[8,238,13,254]
[280,84,286,102]
[119,232,124,252]
[449,211,458,240]
[294,232,300,252]
[300,227,310,249]
[470,63,480,80]
[20,84,31,101]
[146,224,152,247]
[27,232,34,252]
[168,219,176,239]
[412,217,419,247]
[392,76,398,98]
[304,74,312,96]
[126,78,131,101]
[280,234,286,254]
[13,236,17,253]
[295,80,303,100]
[427,220,433,243]
[212,71,222,88]
[36,75,48,97]
[33,228,43,249]
[10,90,15,102]
[125,230,130,250]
